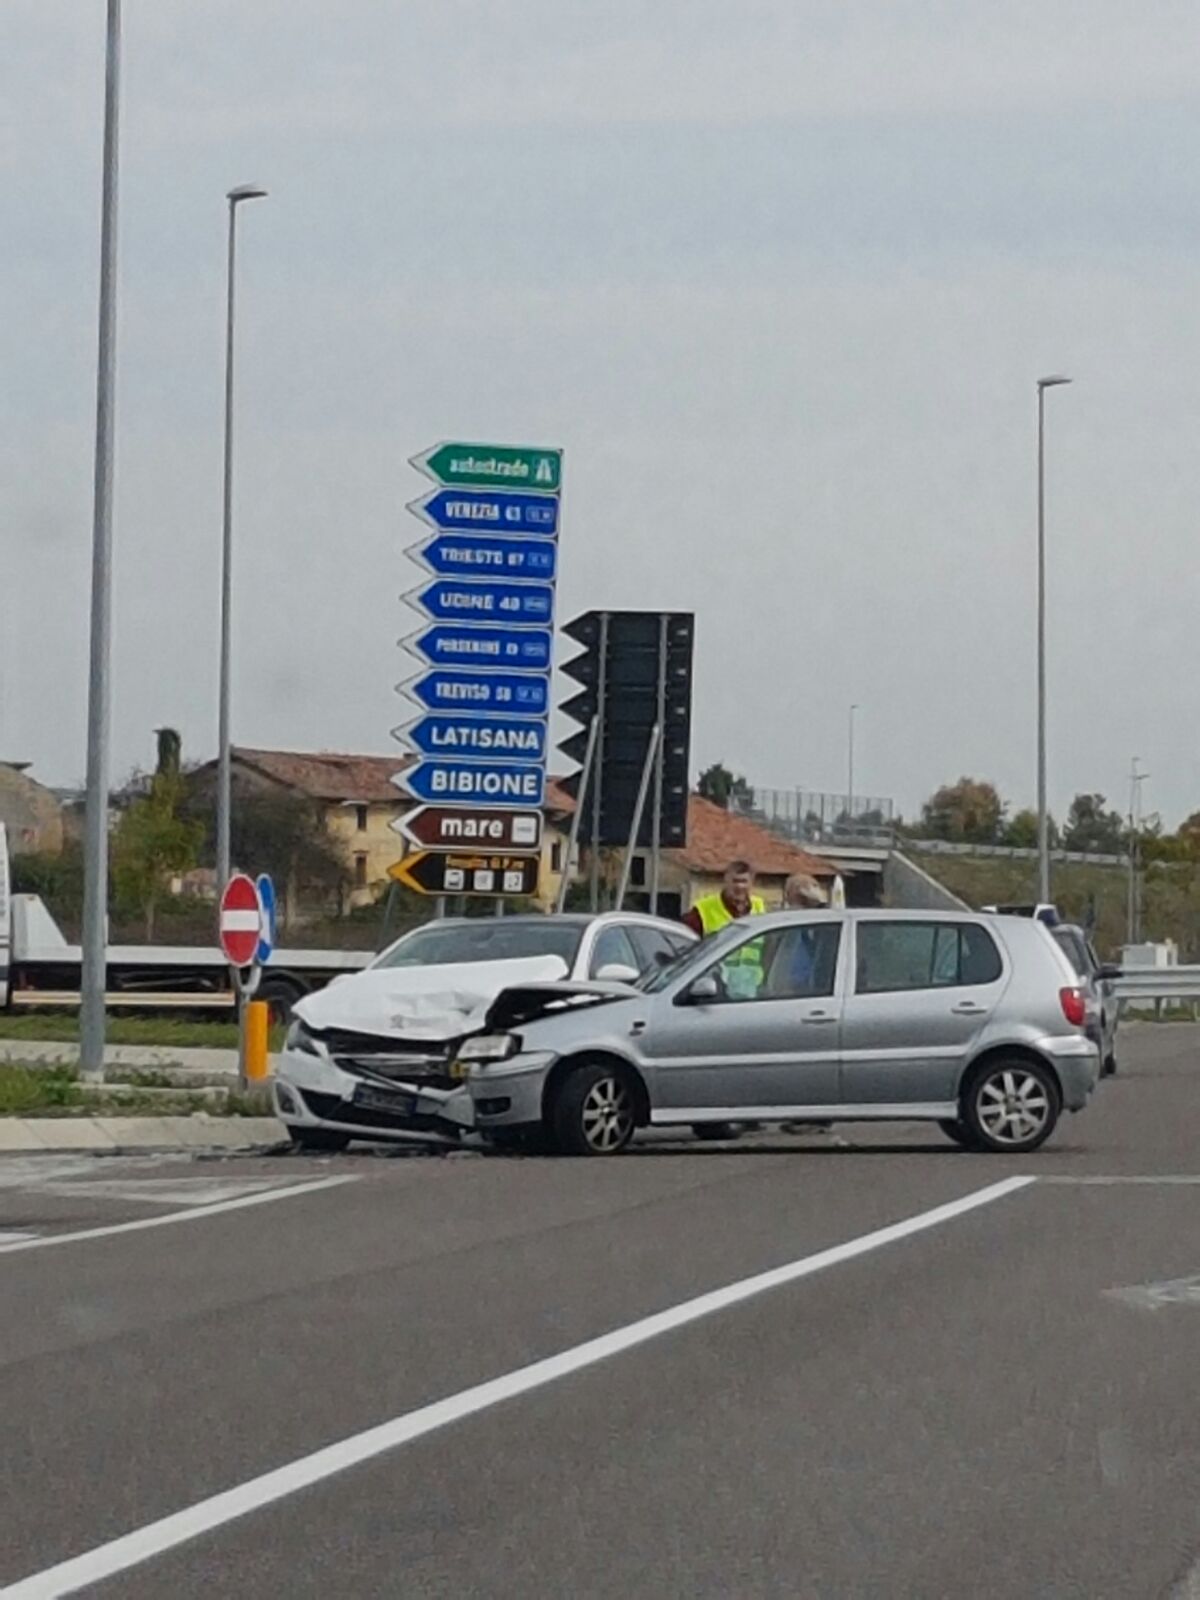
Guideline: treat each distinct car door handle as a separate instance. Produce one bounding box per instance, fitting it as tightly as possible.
[801,1012,837,1025]
[950,1003,989,1016]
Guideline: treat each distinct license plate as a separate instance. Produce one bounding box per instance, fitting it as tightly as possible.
[353,1084,417,1116]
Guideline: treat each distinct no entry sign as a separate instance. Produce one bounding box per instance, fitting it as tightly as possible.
[219,873,261,966]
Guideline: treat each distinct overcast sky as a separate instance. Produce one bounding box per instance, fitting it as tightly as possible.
[4,1,1200,826]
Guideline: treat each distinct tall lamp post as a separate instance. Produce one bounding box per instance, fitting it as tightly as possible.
[80,0,123,1084]
[847,703,859,834]
[216,183,268,890]
[1036,374,1071,904]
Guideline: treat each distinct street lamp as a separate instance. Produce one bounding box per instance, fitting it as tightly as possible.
[216,183,268,891]
[79,0,123,1083]
[847,703,859,833]
[1036,374,1071,904]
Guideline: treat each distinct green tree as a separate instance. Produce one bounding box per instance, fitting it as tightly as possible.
[182,781,350,930]
[111,734,204,939]
[1001,808,1060,849]
[1061,793,1125,855]
[697,762,751,810]
[920,778,1005,844]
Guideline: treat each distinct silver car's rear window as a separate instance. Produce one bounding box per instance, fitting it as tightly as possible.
[856,920,1003,994]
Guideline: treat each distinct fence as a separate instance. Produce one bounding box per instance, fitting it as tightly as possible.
[1114,967,1200,1017]
[731,788,895,848]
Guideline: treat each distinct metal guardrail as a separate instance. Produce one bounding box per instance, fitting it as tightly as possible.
[907,839,1129,867]
[1114,967,1200,1015]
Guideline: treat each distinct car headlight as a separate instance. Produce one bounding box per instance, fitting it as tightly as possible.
[456,1033,519,1063]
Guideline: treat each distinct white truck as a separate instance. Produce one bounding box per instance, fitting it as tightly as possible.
[0,824,372,1018]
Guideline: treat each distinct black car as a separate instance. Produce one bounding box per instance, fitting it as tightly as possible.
[1051,923,1121,1077]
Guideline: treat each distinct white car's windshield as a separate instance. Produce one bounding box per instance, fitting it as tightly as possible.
[372,920,585,971]
[638,923,744,993]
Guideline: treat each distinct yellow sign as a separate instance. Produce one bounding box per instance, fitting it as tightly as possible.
[387,850,540,898]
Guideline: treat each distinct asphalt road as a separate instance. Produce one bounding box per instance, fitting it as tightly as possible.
[3,1023,1200,1598]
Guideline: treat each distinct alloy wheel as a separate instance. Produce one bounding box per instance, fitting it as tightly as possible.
[975,1068,1051,1146]
[580,1075,634,1153]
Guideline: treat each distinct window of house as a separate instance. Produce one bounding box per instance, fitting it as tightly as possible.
[551,840,563,873]
[630,855,646,887]
[354,853,368,888]
[355,805,368,832]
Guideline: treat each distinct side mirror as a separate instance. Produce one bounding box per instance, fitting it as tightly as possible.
[685,973,720,1004]
[596,962,639,984]
[1097,964,1123,983]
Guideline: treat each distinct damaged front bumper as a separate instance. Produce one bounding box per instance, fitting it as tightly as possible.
[274,1043,475,1142]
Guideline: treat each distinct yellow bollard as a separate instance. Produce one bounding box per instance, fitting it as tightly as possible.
[244,999,271,1081]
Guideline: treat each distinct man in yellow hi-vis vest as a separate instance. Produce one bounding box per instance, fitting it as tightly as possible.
[683,860,766,997]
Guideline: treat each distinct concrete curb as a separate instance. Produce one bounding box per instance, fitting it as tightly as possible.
[0,1041,241,1073]
[0,1116,287,1154]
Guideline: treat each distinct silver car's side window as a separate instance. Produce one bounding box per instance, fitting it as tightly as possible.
[856,922,1002,994]
[694,924,841,1003]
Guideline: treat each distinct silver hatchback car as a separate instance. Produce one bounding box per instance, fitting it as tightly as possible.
[458,908,1100,1156]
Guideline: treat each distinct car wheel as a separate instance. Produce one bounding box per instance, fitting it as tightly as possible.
[549,1061,637,1156]
[962,1058,1061,1154]
[939,1119,981,1149]
[692,1123,741,1142]
[290,1127,351,1152]
[1102,1052,1118,1078]
[258,975,306,1024]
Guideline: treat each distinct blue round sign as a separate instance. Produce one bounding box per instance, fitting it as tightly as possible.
[255,873,276,964]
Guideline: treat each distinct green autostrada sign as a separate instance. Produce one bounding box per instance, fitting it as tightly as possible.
[411,442,562,494]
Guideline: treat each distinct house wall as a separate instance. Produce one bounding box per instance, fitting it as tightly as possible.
[0,766,64,856]
[323,800,406,906]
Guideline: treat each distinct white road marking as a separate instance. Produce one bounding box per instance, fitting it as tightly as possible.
[1106,1272,1200,1310]
[31,1177,308,1208]
[0,1230,38,1245]
[1043,1175,1200,1185]
[0,1175,1034,1598]
[0,1175,356,1256]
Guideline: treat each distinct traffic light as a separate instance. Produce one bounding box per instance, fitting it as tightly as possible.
[558,610,694,846]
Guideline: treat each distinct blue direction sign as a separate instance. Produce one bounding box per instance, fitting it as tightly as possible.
[417,579,554,627]
[414,533,557,583]
[408,624,552,673]
[405,714,547,763]
[401,759,546,809]
[403,669,550,718]
[254,873,276,965]
[408,489,560,537]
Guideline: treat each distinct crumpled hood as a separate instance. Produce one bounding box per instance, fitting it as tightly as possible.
[293,955,569,1042]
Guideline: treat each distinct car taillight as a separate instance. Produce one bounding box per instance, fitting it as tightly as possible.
[1059,986,1086,1027]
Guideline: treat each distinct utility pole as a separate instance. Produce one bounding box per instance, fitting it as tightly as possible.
[216,183,268,891]
[1036,375,1071,905]
[1126,758,1148,946]
[79,0,123,1084]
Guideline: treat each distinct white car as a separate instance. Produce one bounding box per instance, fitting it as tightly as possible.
[273,912,696,1149]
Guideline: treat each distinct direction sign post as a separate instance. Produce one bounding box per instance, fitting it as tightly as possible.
[255,873,276,965]
[396,441,560,907]
[394,805,542,853]
[401,669,550,718]
[408,489,560,537]
[413,533,557,582]
[410,442,562,493]
[389,851,541,898]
